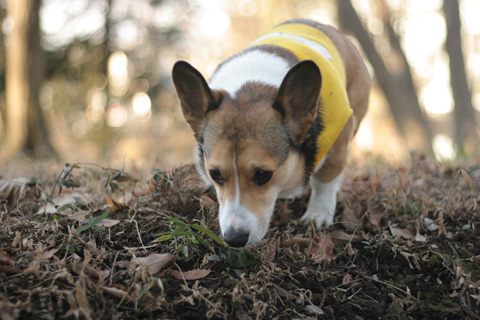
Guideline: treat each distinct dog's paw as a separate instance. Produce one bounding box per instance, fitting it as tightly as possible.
[300,201,336,228]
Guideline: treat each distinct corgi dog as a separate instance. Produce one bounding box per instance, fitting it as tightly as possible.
[172,19,370,247]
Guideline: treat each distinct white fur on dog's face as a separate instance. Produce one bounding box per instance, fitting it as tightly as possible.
[200,135,305,246]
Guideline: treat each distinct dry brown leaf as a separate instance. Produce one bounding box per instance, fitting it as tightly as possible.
[342,273,352,285]
[281,236,311,248]
[273,284,296,300]
[341,205,362,231]
[114,260,132,269]
[0,178,30,206]
[0,247,15,266]
[135,253,175,275]
[0,265,22,274]
[389,224,414,239]
[309,233,335,264]
[75,277,92,320]
[459,169,472,191]
[64,210,90,222]
[42,248,57,259]
[329,230,368,245]
[98,218,120,228]
[199,195,218,213]
[102,285,132,302]
[171,268,211,280]
[262,241,277,262]
[37,189,91,215]
[365,204,386,229]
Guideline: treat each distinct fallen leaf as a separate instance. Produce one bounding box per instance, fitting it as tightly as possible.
[273,284,296,300]
[102,285,132,302]
[424,217,439,231]
[365,204,386,229]
[459,169,472,191]
[0,265,22,274]
[343,273,352,285]
[43,248,57,259]
[329,230,368,245]
[171,268,211,280]
[75,277,92,320]
[64,210,90,222]
[415,232,427,242]
[389,224,414,239]
[199,195,217,213]
[309,233,335,264]
[114,260,132,269]
[281,236,311,248]
[98,218,120,228]
[0,247,15,266]
[0,178,30,206]
[135,253,174,275]
[341,204,362,231]
[37,189,91,215]
[304,305,324,315]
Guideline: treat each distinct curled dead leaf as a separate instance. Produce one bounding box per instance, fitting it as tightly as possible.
[424,217,438,231]
[171,268,211,280]
[308,233,335,264]
[134,253,175,275]
[389,224,414,239]
[102,285,132,302]
[281,236,311,248]
[0,265,22,274]
[459,169,472,191]
[0,178,38,207]
[0,247,15,266]
[98,218,120,228]
[341,203,362,231]
[329,230,369,245]
[42,248,57,259]
[365,204,386,229]
[37,189,91,215]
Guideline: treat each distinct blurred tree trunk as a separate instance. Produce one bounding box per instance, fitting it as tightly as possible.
[443,0,479,156]
[337,0,434,154]
[2,0,55,160]
[101,0,112,106]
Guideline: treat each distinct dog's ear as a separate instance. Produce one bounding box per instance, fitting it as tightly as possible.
[273,60,322,145]
[172,61,220,140]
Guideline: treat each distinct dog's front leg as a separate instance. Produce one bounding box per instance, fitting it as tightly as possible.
[300,171,343,228]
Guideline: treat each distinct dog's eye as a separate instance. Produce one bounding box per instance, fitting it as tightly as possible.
[209,169,225,185]
[253,170,273,186]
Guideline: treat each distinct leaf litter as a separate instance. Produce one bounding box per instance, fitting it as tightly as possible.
[0,157,479,319]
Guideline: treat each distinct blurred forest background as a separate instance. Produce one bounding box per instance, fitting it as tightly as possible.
[0,0,479,170]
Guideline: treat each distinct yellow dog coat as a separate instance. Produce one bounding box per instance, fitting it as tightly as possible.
[252,23,352,171]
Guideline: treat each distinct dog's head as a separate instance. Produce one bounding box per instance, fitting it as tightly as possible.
[172,60,322,246]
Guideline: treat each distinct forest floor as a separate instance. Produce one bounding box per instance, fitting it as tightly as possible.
[0,155,479,320]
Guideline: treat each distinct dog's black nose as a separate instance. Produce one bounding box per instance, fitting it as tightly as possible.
[223,228,249,247]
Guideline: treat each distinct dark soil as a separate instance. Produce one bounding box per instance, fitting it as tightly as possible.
[1,156,479,319]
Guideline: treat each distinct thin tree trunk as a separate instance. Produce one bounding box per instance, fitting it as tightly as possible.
[337,0,434,153]
[2,0,55,160]
[443,0,479,156]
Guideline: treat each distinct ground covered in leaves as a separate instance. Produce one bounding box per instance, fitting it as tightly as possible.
[1,156,479,319]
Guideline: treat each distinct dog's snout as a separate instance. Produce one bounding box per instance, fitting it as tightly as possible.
[223,228,250,247]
